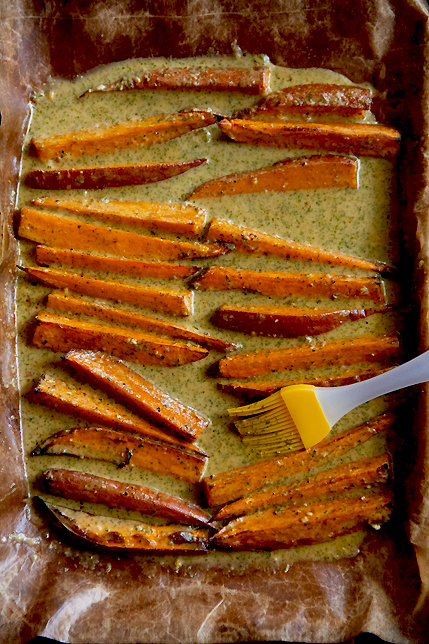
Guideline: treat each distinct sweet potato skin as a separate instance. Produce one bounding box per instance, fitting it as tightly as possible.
[79,66,271,96]
[32,426,208,484]
[22,266,194,317]
[31,110,217,160]
[214,454,390,521]
[64,350,209,441]
[202,413,395,506]
[216,335,401,379]
[37,498,209,552]
[25,158,207,190]
[189,266,386,303]
[33,312,208,367]
[212,491,392,550]
[19,208,228,261]
[188,154,358,199]
[47,291,239,353]
[38,469,211,526]
[211,305,388,337]
[35,246,199,280]
[219,119,401,158]
[33,197,206,237]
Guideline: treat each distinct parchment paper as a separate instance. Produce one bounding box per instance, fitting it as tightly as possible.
[1,1,429,642]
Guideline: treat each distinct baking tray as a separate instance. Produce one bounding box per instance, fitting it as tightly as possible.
[1,1,429,642]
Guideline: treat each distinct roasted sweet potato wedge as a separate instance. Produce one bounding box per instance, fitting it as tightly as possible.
[30,110,217,160]
[47,292,239,353]
[212,491,392,550]
[18,208,229,261]
[242,84,373,117]
[33,198,207,237]
[206,219,393,275]
[22,266,194,317]
[214,454,390,521]
[33,374,204,449]
[33,312,208,367]
[202,413,395,506]
[211,304,390,337]
[32,426,208,483]
[37,498,209,552]
[25,158,207,190]
[215,334,401,379]
[64,350,209,441]
[38,469,211,526]
[35,246,199,280]
[219,119,400,158]
[79,66,270,97]
[188,154,358,199]
[189,266,385,302]
[217,366,394,401]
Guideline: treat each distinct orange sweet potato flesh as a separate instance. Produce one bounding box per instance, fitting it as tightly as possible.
[37,499,209,552]
[33,374,205,450]
[30,110,217,161]
[33,198,206,237]
[64,350,209,441]
[32,426,207,483]
[189,266,386,303]
[22,266,194,317]
[18,208,229,260]
[47,292,239,353]
[35,246,199,280]
[188,154,358,199]
[79,66,270,97]
[202,413,395,506]
[216,334,401,378]
[217,366,394,401]
[244,84,373,117]
[219,119,401,158]
[38,469,211,526]
[206,219,393,275]
[214,454,390,521]
[25,158,207,190]
[212,491,392,550]
[33,312,208,367]
[211,305,390,337]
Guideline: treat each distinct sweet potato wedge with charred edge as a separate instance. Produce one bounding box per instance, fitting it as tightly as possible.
[214,453,390,521]
[79,66,270,97]
[36,246,199,280]
[241,84,373,117]
[37,498,209,552]
[211,305,391,338]
[22,266,193,317]
[18,208,229,261]
[206,219,393,275]
[32,426,207,483]
[38,469,210,526]
[215,334,401,379]
[212,491,392,550]
[33,198,206,238]
[25,158,207,190]
[188,266,386,303]
[203,412,394,507]
[64,350,209,441]
[30,110,217,161]
[217,366,394,401]
[219,119,400,158]
[188,154,358,199]
[33,312,208,367]
[47,292,239,353]
[33,374,205,450]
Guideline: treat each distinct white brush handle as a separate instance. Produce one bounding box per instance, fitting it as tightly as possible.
[315,349,429,427]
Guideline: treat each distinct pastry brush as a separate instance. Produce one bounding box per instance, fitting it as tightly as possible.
[228,350,429,454]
